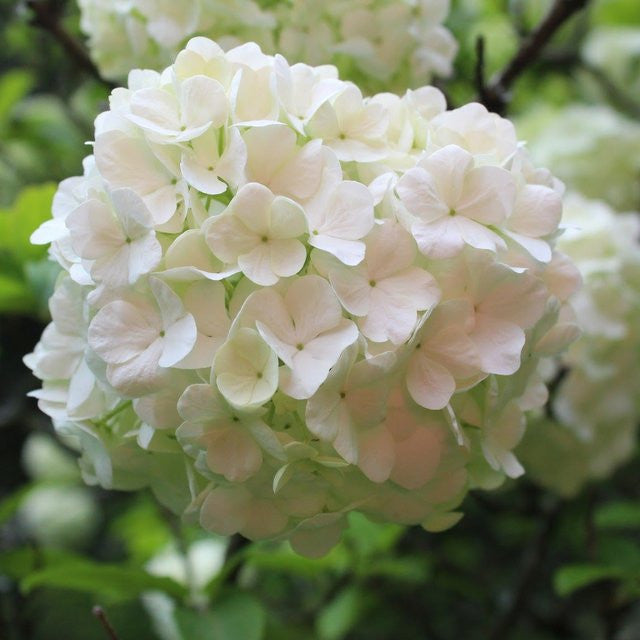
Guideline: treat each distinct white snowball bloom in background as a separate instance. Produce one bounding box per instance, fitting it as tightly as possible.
[518,194,640,497]
[516,104,640,212]
[77,0,457,94]
[27,37,577,555]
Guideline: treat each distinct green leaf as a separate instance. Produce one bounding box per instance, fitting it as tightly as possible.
[175,592,265,640]
[598,536,640,571]
[316,586,365,640]
[21,559,188,604]
[0,271,34,313]
[244,542,348,577]
[0,182,56,262]
[554,564,627,596]
[593,0,640,25]
[344,512,404,558]
[595,501,640,530]
[0,69,34,123]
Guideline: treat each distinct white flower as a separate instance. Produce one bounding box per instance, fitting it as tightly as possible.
[316,220,440,344]
[306,85,389,162]
[306,345,395,482]
[173,280,230,369]
[87,278,197,395]
[397,144,515,258]
[205,182,308,286]
[66,187,161,287]
[28,35,577,556]
[240,275,358,399]
[214,327,278,408]
[177,383,282,482]
[180,127,247,195]
[243,124,326,201]
[406,301,480,410]
[304,167,375,266]
[94,130,184,226]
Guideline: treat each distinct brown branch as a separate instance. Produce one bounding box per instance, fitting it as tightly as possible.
[26,0,115,89]
[222,533,250,585]
[92,606,120,640]
[477,0,591,114]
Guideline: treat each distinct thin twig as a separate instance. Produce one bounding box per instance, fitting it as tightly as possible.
[477,0,590,114]
[26,0,115,89]
[222,533,250,586]
[92,606,120,640]
[489,498,562,640]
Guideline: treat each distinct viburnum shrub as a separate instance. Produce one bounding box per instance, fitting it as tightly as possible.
[27,38,580,556]
[78,0,457,92]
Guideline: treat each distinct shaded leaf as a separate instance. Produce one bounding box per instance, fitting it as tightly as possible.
[175,592,265,640]
[595,501,640,531]
[22,559,188,603]
[316,586,365,640]
[554,564,626,596]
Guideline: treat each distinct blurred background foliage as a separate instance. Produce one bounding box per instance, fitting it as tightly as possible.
[1,0,639,638]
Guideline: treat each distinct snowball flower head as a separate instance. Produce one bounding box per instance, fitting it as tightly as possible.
[518,194,640,497]
[78,0,458,93]
[27,37,578,556]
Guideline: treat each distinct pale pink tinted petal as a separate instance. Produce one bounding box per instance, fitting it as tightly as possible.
[453,216,505,252]
[471,314,524,375]
[396,167,447,222]
[357,424,395,483]
[159,314,198,367]
[458,165,515,224]
[510,184,562,237]
[309,234,366,266]
[422,144,473,207]
[329,266,371,316]
[286,275,343,342]
[88,300,158,364]
[412,218,464,259]
[106,339,164,395]
[206,427,262,482]
[391,426,444,489]
[200,486,249,535]
[407,352,456,410]
[239,244,278,286]
[269,239,306,278]
[181,76,228,129]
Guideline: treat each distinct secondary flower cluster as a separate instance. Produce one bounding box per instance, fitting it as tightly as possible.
[517,104,640,212]
[27,38,579,555]
[78,0,457,92]
[518,194,640,497]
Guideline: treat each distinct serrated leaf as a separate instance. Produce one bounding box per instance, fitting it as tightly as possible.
[554,564,626,597]
[21,560,188,603]
[175,592,265,640]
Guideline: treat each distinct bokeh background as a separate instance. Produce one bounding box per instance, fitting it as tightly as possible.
[1,0,639,638]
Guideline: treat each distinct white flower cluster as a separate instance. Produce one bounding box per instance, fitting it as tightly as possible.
[78,0,457,93]
[518,194,640,497]
[26,38,578,555]
[582,26,640,99]
[517,104,640,212]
